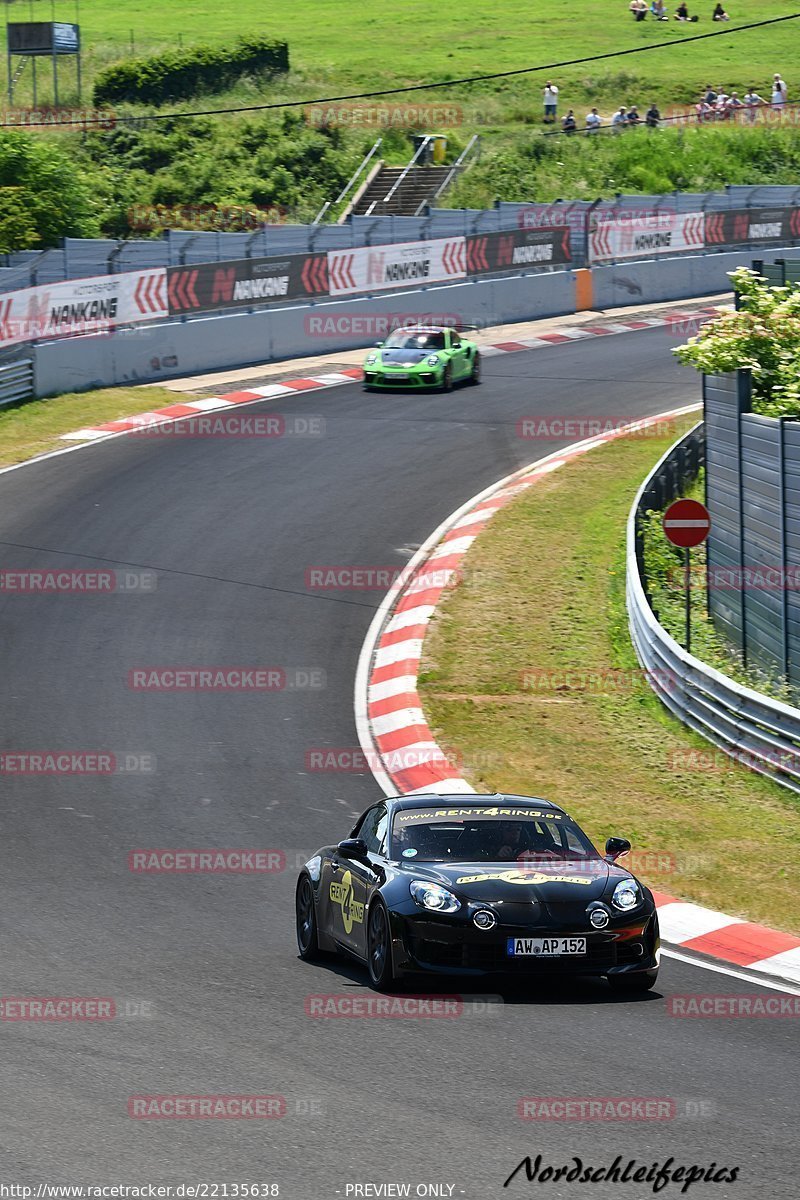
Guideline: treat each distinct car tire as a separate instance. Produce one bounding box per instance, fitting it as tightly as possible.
[469,353,481,385]
[608,971,658,994]
[366,899,396,990]
[296,874,323,961]
[440,365,453,393]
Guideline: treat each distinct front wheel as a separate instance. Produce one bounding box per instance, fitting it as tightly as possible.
[440,365,453,393]
[296,875,322,961]
[468,353,481,386]
[366,900,396,990]
[608,971,658,995]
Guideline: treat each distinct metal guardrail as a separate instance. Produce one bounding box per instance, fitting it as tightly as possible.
[416,134,481,217]
[312,138,383,225]
[0,359,34,408]
[627,424,800,795]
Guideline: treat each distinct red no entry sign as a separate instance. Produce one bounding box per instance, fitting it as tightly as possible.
[663,499,711,548]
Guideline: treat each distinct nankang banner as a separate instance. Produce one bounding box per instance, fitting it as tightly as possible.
[705,207,800,248]
[166,253,324,316]
[326,238,466,297]
[0,269,167,350]
[589,212,705,263]
[466,228,572,273]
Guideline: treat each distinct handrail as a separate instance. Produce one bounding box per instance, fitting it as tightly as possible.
[626,424,800,794]
[312,138,383,225]
[382,136,434,207]
[415,134,480,216]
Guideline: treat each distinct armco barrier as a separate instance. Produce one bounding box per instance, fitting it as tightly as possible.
[0,358,33,407]
[627,426,800,795]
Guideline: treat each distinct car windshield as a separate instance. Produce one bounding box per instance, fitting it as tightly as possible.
[391,804,600,863]
[383,331,446,350]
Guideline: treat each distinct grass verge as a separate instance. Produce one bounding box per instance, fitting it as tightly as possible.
[418,414,800,933]
[0,386,181,468]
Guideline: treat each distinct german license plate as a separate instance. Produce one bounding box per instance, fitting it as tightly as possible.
[507,936,587,957]
[388,372,408,380]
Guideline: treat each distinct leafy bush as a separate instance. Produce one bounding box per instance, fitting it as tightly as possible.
[93,37,289,106]
[674,267,800,418]
[0,131,103,249]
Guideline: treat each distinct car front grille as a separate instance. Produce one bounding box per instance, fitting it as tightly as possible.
[407,933,620,973]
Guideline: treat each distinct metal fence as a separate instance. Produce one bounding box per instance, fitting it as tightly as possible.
[704,369,800,691]
[628,425,800,795]
[0,358,33,408]
[5,184,800,295]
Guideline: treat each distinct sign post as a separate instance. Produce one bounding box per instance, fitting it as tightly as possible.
[662,499,711,654]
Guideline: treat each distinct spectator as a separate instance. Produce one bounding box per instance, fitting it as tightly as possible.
[626,105,642,126]
[645,101,661,127]
[562,109,577,134]
[674,2,690,18]
[651,0,668,17]
[725,91,744,120]
[712,3,729,19]
[772,74,788,109]
[543,80,559,124]
[695,99,712,122]
[704,84,718,104]
[743,87,764,122]
[611,106,628,130]
[585,107,603,132]
[630,0,648,19]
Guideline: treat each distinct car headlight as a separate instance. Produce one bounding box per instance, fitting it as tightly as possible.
[365,354,378,365]
[410,880,460,913]
[611,879,641,912]
[426,355,440,366]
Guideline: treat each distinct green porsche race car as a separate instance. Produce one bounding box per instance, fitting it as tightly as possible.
[362,326,481,391]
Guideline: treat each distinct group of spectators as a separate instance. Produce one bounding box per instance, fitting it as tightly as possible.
[628,1,729,20]
[543,73,789,134]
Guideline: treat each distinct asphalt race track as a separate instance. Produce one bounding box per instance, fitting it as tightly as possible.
[0,327,795,1197]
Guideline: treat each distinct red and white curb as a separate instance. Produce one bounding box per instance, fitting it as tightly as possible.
[57,306,722,442]
[354,403,800,989]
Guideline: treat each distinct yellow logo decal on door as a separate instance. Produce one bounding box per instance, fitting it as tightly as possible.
[329,870,365,933]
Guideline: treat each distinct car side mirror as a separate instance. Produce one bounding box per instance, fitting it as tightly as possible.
[337,837,370,861]
[374,340,384,348]
[605,836,632,863]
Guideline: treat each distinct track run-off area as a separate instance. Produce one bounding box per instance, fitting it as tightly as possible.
[0,322,796,1196]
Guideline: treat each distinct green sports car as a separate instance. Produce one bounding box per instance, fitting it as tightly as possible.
[362,326,481,391]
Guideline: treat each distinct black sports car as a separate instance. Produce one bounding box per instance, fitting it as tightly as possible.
[295,793,660,992]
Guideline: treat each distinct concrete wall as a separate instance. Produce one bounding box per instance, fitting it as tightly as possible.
[591,245,795,309]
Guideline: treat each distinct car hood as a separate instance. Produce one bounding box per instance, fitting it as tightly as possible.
[398,859,624,903]
[379,349,433,365]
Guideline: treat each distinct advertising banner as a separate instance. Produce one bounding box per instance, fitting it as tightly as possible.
[589,212,705,263]
[705,207,800,248]
[166,253,327,316]
[467,228,571,273]
[326,238,466,297]
[0,269,167,350]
